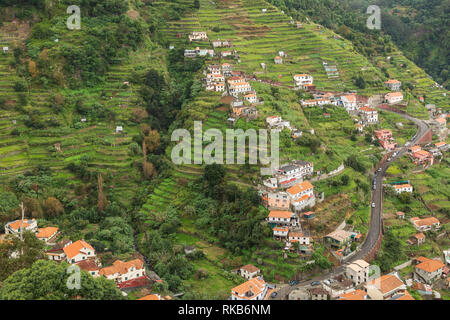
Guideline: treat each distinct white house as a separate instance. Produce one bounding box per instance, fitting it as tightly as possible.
[35,227,59,243]
[240,264,261,280]
[288,231,310,245]
[286,181,315,212]
[274,56,283,64]
[346,259,370,286]
[394,184,413,194]
[293,74,313,87]
[2,47,8,53]
[115,126,123,133]
[273,226,289,238]
[4,219,38,235]
[359,106,378,124]
[244,93,258,104]
[99,259,146,284]
[410,217,441,232]
[229,82,252,96]
[267,210,294,226]
[385,92,403,104]
[188,31,208,42]
[63,240,96,264]
[266,116,282,127]
[231,277,268,300]
[340,95,358,112]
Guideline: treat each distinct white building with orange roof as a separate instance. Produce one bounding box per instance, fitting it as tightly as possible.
[394,183,413,194]
[365,273,406,300]
[408,145,422,154]
[434,141,448,151]
[288,231,310,245]
[244,92,258,103]
[274,56,283,64]
[76,259,100,277]
[99,259,146,284]
[338,289,368,300]
[139,293,170,300]
[4,219,38,235]
[293,74,313,87]
[384,79,402,91]
[385,92,403,104]
[267,210,296,226]
[230,277,269,301]
[35,226,59,243]
[340,95,358,112]
[410,149,434,166]
[240,264,261,280]
[63,239,96,264]
[229,81,252,96]
[414,257,445,284]
[359,106,378,124]
[410,216,441,232]
[286,180,315,212]
[273,226,289,238]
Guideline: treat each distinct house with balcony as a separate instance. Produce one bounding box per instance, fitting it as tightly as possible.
[359,106,378,124]
[286,181,315,212]
[35,227,59,243]
[293,74,313,88]
[325,230,353,248]
[340,95,358,112]
[414,257,445,284]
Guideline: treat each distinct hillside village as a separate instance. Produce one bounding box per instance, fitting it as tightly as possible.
[0,0,448,302]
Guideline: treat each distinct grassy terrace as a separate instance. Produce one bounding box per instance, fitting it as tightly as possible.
[0,27,167,206]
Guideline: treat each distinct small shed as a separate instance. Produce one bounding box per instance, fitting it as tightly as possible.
[2,47,8,53]
[115,126,123,133]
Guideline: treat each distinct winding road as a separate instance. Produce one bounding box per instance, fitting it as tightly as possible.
[272,108,430,300]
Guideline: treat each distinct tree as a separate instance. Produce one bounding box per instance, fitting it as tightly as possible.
[0,231,45,282]
[97,173,108,214]
[144,129,160,153]
[0,259,124,300]
[194,0,200,9]
[42,197,64,218]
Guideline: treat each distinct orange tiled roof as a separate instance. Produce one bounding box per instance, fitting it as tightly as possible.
[367,274,404,295]
[241,264,260,273]
[8,220,32,231]
[385,79,401,84]
[416,257,445,273]
[63,240,95,260]
[36,227,58,239]
[99,259,144,276]
[339,289,367,300]
[139,294,162,300]
[231,277,266,300]
[268,210,292,219]
[360,106,376,112]
[287,181,314,195]
[386,92,403,98]
[394,184,412,189]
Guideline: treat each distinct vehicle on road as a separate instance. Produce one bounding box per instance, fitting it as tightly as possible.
[371,202,376,208]
[270,292,278,298]
[289,280,299,286]
[377,168,382,172]
[387,157,392,162]
[323,280,330,285]
[372,185,376,190]
[311,281,321,286]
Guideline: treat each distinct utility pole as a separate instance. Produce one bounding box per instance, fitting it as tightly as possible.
[19,202,25,241]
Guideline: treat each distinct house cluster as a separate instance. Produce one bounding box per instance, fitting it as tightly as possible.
[261,174,316,253]
[265,115,302,138]
[45,238,147,288]
[286,258,420,300]
[4,218,58,244]
[220,95,258,122]
[408,144,434,167]
[374,129,397,151]
[184,47,215,58]
[428,114,448,140]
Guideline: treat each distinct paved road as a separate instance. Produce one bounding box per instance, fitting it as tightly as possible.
[271,109,429,300]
